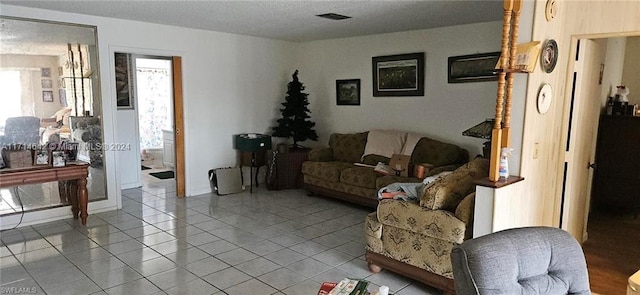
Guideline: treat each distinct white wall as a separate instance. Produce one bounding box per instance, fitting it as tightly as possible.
[0,4,298,228]
[622,37,640,106]
[104,26,298,194]
[298,22,506,159]
[600,37,626,107]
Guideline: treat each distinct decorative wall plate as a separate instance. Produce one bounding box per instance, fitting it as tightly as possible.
[537,84,553,114]
[541,39,558,73]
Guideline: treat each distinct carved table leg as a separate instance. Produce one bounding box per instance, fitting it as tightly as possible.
[69,181,79,219]
[78,178,88,225]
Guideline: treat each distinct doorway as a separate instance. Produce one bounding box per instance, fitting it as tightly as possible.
[561,35,640,294]
[133,56,175,187]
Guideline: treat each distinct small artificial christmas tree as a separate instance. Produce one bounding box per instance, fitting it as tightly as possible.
[272,70,318,149]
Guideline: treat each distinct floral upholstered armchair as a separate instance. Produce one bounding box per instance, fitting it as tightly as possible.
[364,157,489,295]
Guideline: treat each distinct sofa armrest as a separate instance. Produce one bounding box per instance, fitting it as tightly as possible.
[455,192,476,240]
[307,147,334,162]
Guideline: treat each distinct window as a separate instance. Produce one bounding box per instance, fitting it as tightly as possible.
[0,71,22,132]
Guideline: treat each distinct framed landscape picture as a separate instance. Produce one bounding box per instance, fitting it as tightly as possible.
[336,79,361,106]
[448,52,500,83]
[372,52,424,97]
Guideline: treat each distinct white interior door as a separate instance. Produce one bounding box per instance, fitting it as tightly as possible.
[561,39,606,242]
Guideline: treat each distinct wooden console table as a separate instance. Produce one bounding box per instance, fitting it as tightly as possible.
[0,162,90,225]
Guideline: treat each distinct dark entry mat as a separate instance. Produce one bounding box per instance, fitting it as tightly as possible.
[150,171,174,179]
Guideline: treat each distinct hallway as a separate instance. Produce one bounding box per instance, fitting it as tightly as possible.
[583,210,640,294]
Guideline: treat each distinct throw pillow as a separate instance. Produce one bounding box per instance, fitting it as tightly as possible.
[53,107,72,123]
[328,132,368,163]
[362,129,406,160]
[401,132,425,155]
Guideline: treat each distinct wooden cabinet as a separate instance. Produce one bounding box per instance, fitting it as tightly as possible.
[592,116,640,215]
[267,148,309,190]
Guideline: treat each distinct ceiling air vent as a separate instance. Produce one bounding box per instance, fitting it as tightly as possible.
[316,13,352,20]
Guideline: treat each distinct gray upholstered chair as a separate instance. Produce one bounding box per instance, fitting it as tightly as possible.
[0,116,41,148]
[450,227,591,295]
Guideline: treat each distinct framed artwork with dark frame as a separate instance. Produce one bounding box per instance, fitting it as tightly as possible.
[336,79,361,106]
[42,90,54,102]
[114,52,135,109]
[448,52,500,83]
[372,52,424,97]
[41,67,51,77]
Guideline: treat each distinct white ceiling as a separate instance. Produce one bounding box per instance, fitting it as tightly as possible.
[0,0,503,42]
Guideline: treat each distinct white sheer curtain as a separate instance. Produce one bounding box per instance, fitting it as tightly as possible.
[136,58,172,150]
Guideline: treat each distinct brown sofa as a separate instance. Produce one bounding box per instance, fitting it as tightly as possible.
[301,131,469,207]
[365,158,490,295]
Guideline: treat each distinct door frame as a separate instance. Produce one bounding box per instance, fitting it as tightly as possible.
[172,56,185,197]
[130,54,185,197]
[557,32,640,242]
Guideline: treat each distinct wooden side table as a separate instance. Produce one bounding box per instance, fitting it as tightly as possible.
[268,148,309,189]
[240,150,266,193]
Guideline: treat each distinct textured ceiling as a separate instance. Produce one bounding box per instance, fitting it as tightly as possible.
[1,1,503,42]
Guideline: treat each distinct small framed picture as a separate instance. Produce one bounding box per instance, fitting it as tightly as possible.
[41,67,51,77]
[60,142,79,162]
[42,79,53,89]
[115,52,135,109]
[52,151,65,167]
[34,148,50,166]
[43,90,54,102]
[57,66,63,76]
[336,79,361,106]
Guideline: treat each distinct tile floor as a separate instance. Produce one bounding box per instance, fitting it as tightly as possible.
[0,180,440,295]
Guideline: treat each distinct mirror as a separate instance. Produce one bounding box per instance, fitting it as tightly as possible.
[0,16,106,215]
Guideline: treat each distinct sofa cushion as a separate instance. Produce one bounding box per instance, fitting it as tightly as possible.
[302,161,353,183]
[340,167,379,189]
[420,158,489,211]
[362,129,406,159]
[304,175,377,199]
[361,154,390,166]
[328,132,368,163]
[411,137,466,167]
[376,199,467,244]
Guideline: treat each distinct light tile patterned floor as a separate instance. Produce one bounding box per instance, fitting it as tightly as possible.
[0,181,440,295]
